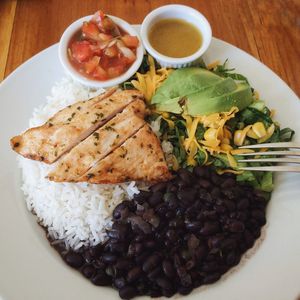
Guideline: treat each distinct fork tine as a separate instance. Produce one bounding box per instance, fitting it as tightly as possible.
[239,142,300,149]
[235,150,300,156]
[239,165,300,172]
[238,157,300,163]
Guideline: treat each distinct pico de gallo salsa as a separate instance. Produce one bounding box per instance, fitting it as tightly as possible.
[68,10,139,81]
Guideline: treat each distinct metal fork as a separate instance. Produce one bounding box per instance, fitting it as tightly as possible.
[236,142,300,172]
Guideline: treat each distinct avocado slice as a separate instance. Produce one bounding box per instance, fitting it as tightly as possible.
[186,82,253,116]
[156,77,238,114]
[152,67,223,104]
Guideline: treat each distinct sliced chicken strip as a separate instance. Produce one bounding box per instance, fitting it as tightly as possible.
[78,124,172,184]
[48,99,146,182]
[10,89,143,163]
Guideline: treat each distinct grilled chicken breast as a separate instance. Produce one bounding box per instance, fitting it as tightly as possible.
[10,88,143,164]
[48,100,146,182]
[78,124,172,184]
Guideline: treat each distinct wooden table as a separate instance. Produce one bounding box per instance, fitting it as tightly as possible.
[0,0,299,96]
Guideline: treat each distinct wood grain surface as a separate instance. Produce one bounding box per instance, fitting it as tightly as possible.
[0,0,299,96]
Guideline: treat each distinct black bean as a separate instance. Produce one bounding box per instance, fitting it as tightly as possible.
[107,223,128,241]
[237,198,249,210]
[127,242,143,256]
[201,261,219,272]
[207,235,223,250]
[64,251,84,268]
[150,182,167,193]
[211,172,222,185]
[185,259,196,270]
[119,286,137,299]
[115,258,133,270]
[194,246,207,261]
[226,251,240,266]
[145,239,156,249]
[178,285,193,295]
[210,187,221,198]
[148,192,163,207]
[127,266,142,283]
[156,276,173,290]
[134,191,150,204]
[162,288,176,298]
[147,266,162,280]
[187,234,200,250]
[251,209,266,225]
[193,166,208,178]
[166,229,178,242]
[162,259,175,278]
[114,277,127,289]
[128,216,152,234]
[105,241,127,253]
[177,267,192,287]
[94,259,106,270]
[185,221,201,232]
[200,222,220,235]
[81,264,96,278]
[91,272,111,286]
[236,211,248,221]
[252,227,262,238]
[89,243,103,258]
[113,203,130,220]
[244,230,255,247]
[135,251,149,265]
[222,189,235,199]
[169,217,184,228]
[178,168,193,184]
[101,253,117,264]
[220,238,236,251]
[165,210,175,219]
[106,265,117,277]
[198,178,212,190]
[202,272,221,284]
[221,178,236,189]
[198,189,212,201]
[228,220,245,233]
[202,210,217,220]
[224,200,235,211]
[142,254,161,273]
[178,188,197,203]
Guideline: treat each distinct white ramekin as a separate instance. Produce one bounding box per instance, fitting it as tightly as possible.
[141,5,212,68]
[59,15,144,88]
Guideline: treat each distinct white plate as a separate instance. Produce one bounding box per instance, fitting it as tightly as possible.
[0,25,300,300]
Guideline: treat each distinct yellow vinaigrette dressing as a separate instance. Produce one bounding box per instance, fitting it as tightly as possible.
[148,18,202,58]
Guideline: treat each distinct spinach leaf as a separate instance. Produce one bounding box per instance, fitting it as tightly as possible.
[213,59,250,84]
[279,127,295,142]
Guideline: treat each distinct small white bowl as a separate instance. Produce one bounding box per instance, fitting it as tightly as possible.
[59,15,144,88]
[141,5,212,68]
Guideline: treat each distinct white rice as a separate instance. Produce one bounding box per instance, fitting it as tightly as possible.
[19,78,140,250]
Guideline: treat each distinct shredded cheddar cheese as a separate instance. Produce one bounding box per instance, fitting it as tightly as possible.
[131,55,173,102]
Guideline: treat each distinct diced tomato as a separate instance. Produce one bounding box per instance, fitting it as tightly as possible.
[93,65,108,80]
[104,45,119,58]
[71,41,93,63]
[121,35,139,48]
[85,56,100,74]
[82,22,100,41]
[90,43,103,56]
[107,65,126,78]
